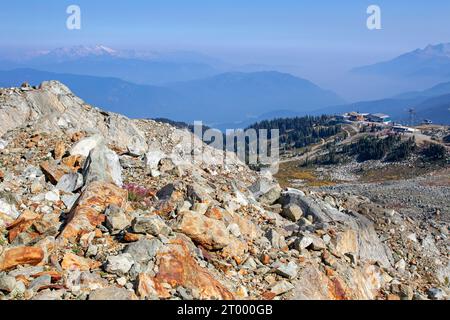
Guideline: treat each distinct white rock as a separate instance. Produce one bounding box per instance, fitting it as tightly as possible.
[295,236,314,250]
[273,261,298,279]
[144,150,166,170]
[0,139,8,150]
[150,169,161,178]
[30,193,45,203]
[406,233,418,243]
[192,203,209,215]
[0,274,17,292]
[395,258,407,273]
[117,277,127,287]
[45,190,60,202]
[178,201,192,212]
[70,134,104,157]
[322,234,331,244]
[227,223,242,238]
[61,194,79,210]
[39,205,53,215]
[421,235,440,255]
[0,198,20,219]
[105,254,134,276]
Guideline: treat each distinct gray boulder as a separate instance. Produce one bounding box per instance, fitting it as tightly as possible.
[281,204,303,222]
[249,178,282,205]
[56,173,83,193]
[132,216,171,236]
[124,238,163,265]
[105,254,134,276]
[105,205,130,234]
[83,143,123,187]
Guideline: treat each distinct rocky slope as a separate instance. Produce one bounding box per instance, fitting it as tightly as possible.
[0,82,448,300]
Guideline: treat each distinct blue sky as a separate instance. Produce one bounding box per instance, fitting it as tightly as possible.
[1,1,450,99]
[2,1,450,57]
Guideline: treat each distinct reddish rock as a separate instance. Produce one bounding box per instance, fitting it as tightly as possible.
[123,232,142,243]
[0,247,44,271]
[232,214,261,241]
[328,278,348,300]
[154,239,234,300]
[61,155,83,171]
[137,273,171,299]
[40,161,66,184]
[152,200,176,217]
[59,181,128,243]
[260,254,271,265]
[261,291,277,300]
[7,210,40,242]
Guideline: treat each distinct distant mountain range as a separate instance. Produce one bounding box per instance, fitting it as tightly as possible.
[0,68,344,125]
[352,43,450,80]
[0,45,224,85]
[1,44,449,127]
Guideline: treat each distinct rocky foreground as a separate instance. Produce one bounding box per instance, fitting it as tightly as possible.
[0,81,448,300]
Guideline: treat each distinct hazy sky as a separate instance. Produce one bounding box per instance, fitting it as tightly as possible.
[1,1,450,99]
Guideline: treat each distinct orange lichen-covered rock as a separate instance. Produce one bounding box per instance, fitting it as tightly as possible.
[71,131,86,143]
[7,210,40,242]
[290,262,383,300]
[0,247,44,271]
[123,232,142,243]
[205,207,223,220]
[59,181,128,243]
[54,141,66,160]
[176,211,231,250]
[40,160,67,184]
[61,155,83,171]
[221,240,248,264]
[153,239,234,300]
[137,273,171,299]
[61,252,101,271]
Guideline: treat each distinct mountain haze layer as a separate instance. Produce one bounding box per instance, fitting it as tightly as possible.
[0,68,344,126]
[352,43,450,79]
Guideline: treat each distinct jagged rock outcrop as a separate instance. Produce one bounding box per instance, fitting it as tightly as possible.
[0,81,148,155]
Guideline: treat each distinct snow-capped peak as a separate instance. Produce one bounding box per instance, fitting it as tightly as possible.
[34,45,119,61]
